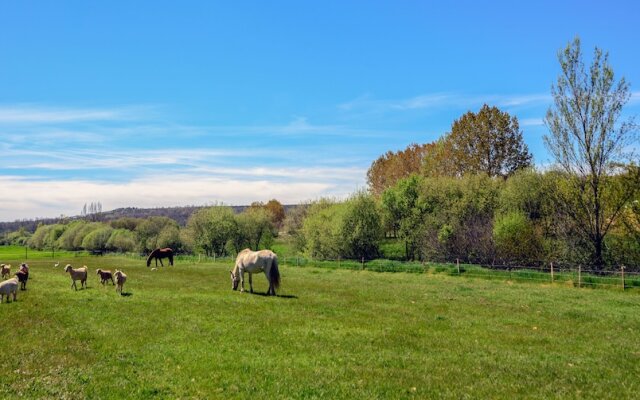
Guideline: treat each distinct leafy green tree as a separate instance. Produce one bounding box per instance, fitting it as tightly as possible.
[110,217,142,231]
[107,229,137,252]
[445,104,532,178]
[29,223,66,250]
[302,199,345,260]
[499,169,550,220]
[29,224,53,250]
[340,192,383,259]
[236,207,275,251]
[157,225,183,252]
[72,222,103,249]
[381,175,426,260]
[6,228,31,246]
[57,221,88,250]
[185,206,237,256]
[283,203,309,253]
[493,212,542,265]
[45,224,66,250]
[82,226,114,252]
[135,216,178,253]
[265,199,286,229]
[544,37,639,269]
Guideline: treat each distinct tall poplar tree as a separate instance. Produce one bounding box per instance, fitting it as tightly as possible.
[545,37,638,269]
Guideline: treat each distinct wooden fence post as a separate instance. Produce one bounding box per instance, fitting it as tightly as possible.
[296,257,299,267]
[361,257,365,270]
[338,256,341,269]
[550,262,554,283]
[456,258,460,275]
[621,265,625,291]
[578,265,581,288]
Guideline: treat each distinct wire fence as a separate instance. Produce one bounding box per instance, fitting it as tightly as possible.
[275,256,640,292]
[4,246,639,292]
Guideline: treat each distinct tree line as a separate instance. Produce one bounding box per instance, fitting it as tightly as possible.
[360,38,639,270]
[1,200,286,257]
[1,39,637,271]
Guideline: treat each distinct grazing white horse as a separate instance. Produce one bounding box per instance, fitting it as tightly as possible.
[230,249,280,296]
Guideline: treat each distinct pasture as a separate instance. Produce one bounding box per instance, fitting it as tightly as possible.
[1,250,639,399]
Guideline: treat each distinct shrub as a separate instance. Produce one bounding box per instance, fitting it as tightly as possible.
[493,212,542,265]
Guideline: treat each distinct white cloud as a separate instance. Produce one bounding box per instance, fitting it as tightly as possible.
[0,170,366,220]
[519,118,545,127]
[5,148,258,171]
[339,92,552,113]
[0,105,151,124]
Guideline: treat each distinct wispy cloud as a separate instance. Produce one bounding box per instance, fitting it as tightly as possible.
[3,148,268,171]
[339,92,552,113]
[0,104,153,124]
[519,118,545,127]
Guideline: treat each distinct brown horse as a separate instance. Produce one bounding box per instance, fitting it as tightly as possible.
[147,248,174,267]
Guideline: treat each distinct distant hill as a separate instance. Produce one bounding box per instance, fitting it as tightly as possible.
[0,204,295,234]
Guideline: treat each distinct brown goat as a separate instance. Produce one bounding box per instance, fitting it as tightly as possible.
[96,269,115,285]
[1,264,10,279]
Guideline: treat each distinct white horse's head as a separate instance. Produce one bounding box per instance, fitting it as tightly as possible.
[230,270,239,290]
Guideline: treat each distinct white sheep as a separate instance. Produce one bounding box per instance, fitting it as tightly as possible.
[0,277,19,303]
[64,264,88,291]
[1,264,10,279]
[114,270,127,294]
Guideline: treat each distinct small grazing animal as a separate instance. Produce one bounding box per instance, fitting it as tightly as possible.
[114,270,127,294]
[96,269,115,285]
[54,261,60,268]
[64,264,88,291]
[0,277,18,303]
[1,264,10,279]
[19,263,29,274]
[15,265,29,291]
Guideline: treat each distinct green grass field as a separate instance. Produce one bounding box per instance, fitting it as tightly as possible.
[1,248,640,399]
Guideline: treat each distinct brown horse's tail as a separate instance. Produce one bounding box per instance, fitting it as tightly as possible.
[269,256,281,289]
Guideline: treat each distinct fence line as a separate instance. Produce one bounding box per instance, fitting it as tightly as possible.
[4,246,638,292]
[277,256,639,292]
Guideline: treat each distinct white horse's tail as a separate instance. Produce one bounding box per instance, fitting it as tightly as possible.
[269,256,281,289]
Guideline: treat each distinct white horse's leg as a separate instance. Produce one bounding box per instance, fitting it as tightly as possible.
[249,273,253,293]
[240,270,245,292]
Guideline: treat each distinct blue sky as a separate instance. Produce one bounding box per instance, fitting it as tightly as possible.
[1,1,639,220]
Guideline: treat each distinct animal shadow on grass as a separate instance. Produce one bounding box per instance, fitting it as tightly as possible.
[248,291,297,299]
[120,292,133,297]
